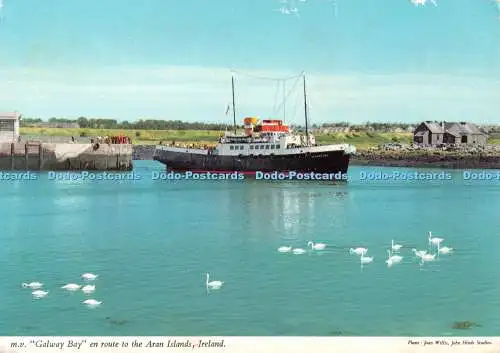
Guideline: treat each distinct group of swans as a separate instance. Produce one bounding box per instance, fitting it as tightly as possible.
[278,241,326,255]
[22,272,102,307]
[207,240,325,294]
[61,283,95,294]
[412,231,454,266]
[349,247,373,266]
[349,234,453,269]
[22,282,48,299]
[22,282,49,299]
[349,240,403,268]
[386,240,403,267]
[428,231,453,255]
[206,232,454,293]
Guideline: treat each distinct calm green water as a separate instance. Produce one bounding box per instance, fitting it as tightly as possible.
[1,161,499,336]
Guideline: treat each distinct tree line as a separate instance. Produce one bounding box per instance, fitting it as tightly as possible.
[20,117,242,130]
[20,117,497,132]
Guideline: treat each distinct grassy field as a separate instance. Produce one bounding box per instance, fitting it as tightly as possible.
[315,132,413,149]
[19,127,500,150]
[20,127,224,146]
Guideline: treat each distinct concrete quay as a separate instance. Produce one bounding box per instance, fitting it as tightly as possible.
[0,142,133,171]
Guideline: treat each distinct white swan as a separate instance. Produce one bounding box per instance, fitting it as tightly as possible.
[349,247,368,256]
[81,273,98,281]
[206,273,223,290]
[277,246,292,253]
[428,231,444,248]
[308,241,326,250]
[61,283,81,291]
[292,248,307,255]
[386,249,403,265]
[82,299,102,308]
[360,255,374,264]
[420,253,436,265]
[82,285,96,294]
[391,240,402,252]
[32,290,49,299]
[438,246,453,255]
[22,282,43,289]
[412,248,427,258]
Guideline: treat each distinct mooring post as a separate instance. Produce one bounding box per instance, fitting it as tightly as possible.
[39,143,43,170]
[105,147,109,170]
[25,143,28,169]
[10,142,14,169]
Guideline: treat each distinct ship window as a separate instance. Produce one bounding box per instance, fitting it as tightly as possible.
[260,145,264,149]
[230,146,234,150]
[240,145,243,150]
[250,145,254,150]
[265,145,270,149]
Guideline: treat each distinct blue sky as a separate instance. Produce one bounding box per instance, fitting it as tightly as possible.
[0,0,498,124]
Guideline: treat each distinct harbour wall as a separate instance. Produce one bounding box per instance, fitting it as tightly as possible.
[0,142,133,171]
[133,145,156,160]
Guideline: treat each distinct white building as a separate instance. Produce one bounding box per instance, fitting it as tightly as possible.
[0,112,21,142]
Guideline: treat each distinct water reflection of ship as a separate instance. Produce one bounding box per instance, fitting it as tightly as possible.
[235,184,350,241]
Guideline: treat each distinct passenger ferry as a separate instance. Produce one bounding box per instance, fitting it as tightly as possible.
[153,72,356,175]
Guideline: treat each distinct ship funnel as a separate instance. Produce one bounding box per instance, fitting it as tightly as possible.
[244,117,259,136]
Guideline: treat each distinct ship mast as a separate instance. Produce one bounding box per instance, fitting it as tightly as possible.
[302,71,310,146]
[283,80,286,123]
[231,73,237,134]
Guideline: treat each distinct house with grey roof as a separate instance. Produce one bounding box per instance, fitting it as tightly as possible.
[413,121,488,146]
[0,112,21,142]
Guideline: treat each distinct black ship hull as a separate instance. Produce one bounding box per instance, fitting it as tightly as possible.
[153,149,351,174]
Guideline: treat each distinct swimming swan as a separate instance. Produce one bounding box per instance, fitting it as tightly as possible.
[32,290,49,299]
[428,231,444,248]
[292,248,307,255]
[82,299,102,307]
[349,247,368,256]
[277,246,292,253]
[22,282,43,289]
[412,248,427,258]
[308,241,326,250]
[206,273,223,290]
[385,250,403,267]
[438,246,453,255]
[420,253,436,266]
[61,283,81,291]
[391,240,402,252]
[82,285,96,294]
[81,273,98,281]
[360,255,374,264]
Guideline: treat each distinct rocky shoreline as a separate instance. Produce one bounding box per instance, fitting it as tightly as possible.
[133,145,500,169]
[351,150,500,169]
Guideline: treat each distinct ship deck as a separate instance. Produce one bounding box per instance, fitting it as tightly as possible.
[155,144,356,155]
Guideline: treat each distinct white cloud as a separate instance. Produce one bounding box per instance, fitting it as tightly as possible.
[0,65,498,124]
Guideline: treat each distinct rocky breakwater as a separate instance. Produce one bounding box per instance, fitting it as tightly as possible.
[133,145,156,160]
[352,145,500,169]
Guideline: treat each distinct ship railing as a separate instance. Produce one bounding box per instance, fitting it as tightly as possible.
[284,144,355,153]
[155,145,210,155]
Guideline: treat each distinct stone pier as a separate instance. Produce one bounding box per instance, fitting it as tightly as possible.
[0,142,133,171]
